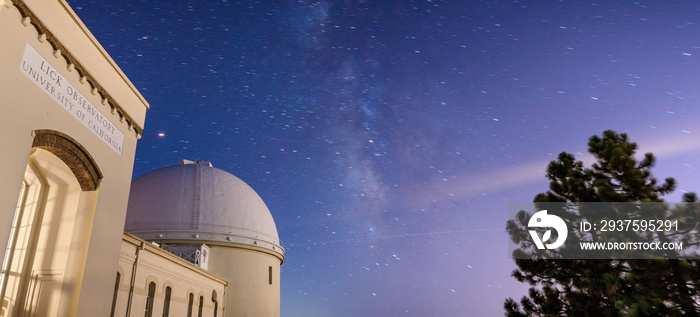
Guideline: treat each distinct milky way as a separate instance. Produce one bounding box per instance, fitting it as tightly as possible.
[68,1,700,315]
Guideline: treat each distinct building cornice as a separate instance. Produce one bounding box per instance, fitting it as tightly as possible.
[10,0,145,138]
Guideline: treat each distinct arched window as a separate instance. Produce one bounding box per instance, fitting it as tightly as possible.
[162,286,171,317]
[110,272,121,317]
[212,291,218,317]
[1,130,101,316]
[187,293,194,317]
[145,282,156,317]
[198,295,204,317]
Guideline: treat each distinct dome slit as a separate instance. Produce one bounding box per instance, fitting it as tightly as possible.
[193,161,202,230]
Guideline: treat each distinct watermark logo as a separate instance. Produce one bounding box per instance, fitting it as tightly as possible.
[509,202,698,259]
[528,210,568,249]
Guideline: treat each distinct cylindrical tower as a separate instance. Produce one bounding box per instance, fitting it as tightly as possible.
[125,160,284,317]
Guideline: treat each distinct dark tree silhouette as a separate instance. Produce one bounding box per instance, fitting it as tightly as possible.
[505,130,699,316]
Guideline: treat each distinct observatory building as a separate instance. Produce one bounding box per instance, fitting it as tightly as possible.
[0,0,284,316]
[123,160,285,316]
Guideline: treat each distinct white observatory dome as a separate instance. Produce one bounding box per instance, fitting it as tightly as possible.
[125,160,283,255]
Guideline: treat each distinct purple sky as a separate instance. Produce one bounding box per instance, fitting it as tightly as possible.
[68,1,700,315]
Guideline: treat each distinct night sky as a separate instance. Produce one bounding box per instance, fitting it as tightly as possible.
[67,1,700,316]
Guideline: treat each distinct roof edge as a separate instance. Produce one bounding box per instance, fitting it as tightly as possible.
[128,230,285,258]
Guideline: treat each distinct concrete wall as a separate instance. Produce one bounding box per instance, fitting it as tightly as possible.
[207,245,282,317]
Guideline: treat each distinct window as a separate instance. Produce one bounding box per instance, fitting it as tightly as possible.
[1,131,102,316]
[162,286,171,317]
[269,266,273,285]
[212,291,218,317]
[1,140,100,316]
[145,282,156,317]
[110,272,121,317]
[187,293,194,317]
[198,295,204,317]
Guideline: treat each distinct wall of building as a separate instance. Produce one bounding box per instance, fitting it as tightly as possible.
[207,245,283,317]
[0,0,148,315]
[115,234,226,317]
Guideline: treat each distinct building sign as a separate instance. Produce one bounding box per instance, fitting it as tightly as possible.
[20,43,124,155]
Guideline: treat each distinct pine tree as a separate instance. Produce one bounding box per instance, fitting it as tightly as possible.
[505,130,700,316]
